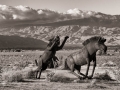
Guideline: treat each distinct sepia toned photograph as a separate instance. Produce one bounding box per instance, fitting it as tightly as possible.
[0,0,120,90]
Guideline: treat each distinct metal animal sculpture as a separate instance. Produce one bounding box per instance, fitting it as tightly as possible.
[47,55,59,68]
[35,35,69,79]
[35,55,59,68]
[63,36,107,79]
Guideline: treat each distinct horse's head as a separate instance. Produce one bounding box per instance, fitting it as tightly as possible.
[94,37,107,54]
[54,35,60,46]
[47,35,60,47]
[83,36,107,54]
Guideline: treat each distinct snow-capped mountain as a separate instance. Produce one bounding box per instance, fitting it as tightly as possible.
[1,4,120,27]
[0,5,120,47]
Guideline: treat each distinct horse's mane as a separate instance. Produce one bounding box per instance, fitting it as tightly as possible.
[82,36,106,46]
[47,36,60,47]
[47,37,55,47]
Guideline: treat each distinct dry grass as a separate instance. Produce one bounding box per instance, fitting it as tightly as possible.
[1,65,37,82]
[1,70,23,82]
[109,67,120,82]
[97,56,120,67]
[94,71,112,80]
[21,66,36,79]
[47,73,73,83]
[0,50,120,90]
[87,84,107,89]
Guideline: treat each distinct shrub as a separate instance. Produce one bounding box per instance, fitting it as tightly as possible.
[46,72,72,83]
[21,66,36,79]
[46,72,55,81]
[2,70,23,82]
[94,71,112,80]
[1,65,37,82]
[18,61,32,69]
[109,67,120,82]
[50,75,72,83]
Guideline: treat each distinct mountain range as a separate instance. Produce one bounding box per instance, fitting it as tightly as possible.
[0,35,47,50]
[0,5,120,49]
[1,17,120,45]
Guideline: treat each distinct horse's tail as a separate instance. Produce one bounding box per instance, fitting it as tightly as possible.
[35,59,38,66]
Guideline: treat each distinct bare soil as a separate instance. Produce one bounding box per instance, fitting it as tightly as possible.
[0,51,120,90]
[0,68,120,90]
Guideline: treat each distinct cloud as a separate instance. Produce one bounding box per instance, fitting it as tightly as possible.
[67,8,83,15]
[0,5,97,27]
[65,8,97,19]
[0,5,39,21]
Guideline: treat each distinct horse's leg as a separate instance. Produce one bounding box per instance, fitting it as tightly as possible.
[35,59,38,66]
[35,59,38,78]
[83,58,90,79]
[37,69,42,79]
[71,72,81,79]
[35,68,42,79]
[70,64,81,79]
[56,36,69,50]
[89,59,96,79]
[36,59,43,79]
[35,70,38,79]
[77,66,89,79]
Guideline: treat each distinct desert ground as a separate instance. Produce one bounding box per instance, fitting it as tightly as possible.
[0,50,120,90]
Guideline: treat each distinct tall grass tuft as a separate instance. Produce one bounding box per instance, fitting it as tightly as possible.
[2,70,23,82]
[109,67,120,82]
[21,66,36,79]
[94,71,112,80]
[46,72,72,83]
[1,64,37,82]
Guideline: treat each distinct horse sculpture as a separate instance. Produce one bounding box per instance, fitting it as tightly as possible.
[63,36,107,79]
[35,55,59,68]
[47,55,59,68]
[35,35,69,79]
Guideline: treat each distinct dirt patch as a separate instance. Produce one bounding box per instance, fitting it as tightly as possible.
[0,51,120,90]
[0,79,120,90]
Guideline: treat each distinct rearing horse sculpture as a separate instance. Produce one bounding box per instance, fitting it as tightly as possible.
[63,36,107,79]
[47,55,59,68]
[35,55,59,68]
[35,35,69,79]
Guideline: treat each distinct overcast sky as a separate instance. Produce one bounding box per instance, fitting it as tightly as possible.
[0,0,120,15]
[0,0,120,27]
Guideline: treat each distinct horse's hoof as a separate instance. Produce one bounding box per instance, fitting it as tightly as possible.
[36,77,40,79]
[79,77,85,80]
[73,79,80,83]
[88,77,92,79]
[65,36,69,39]
[88,76,93,79]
